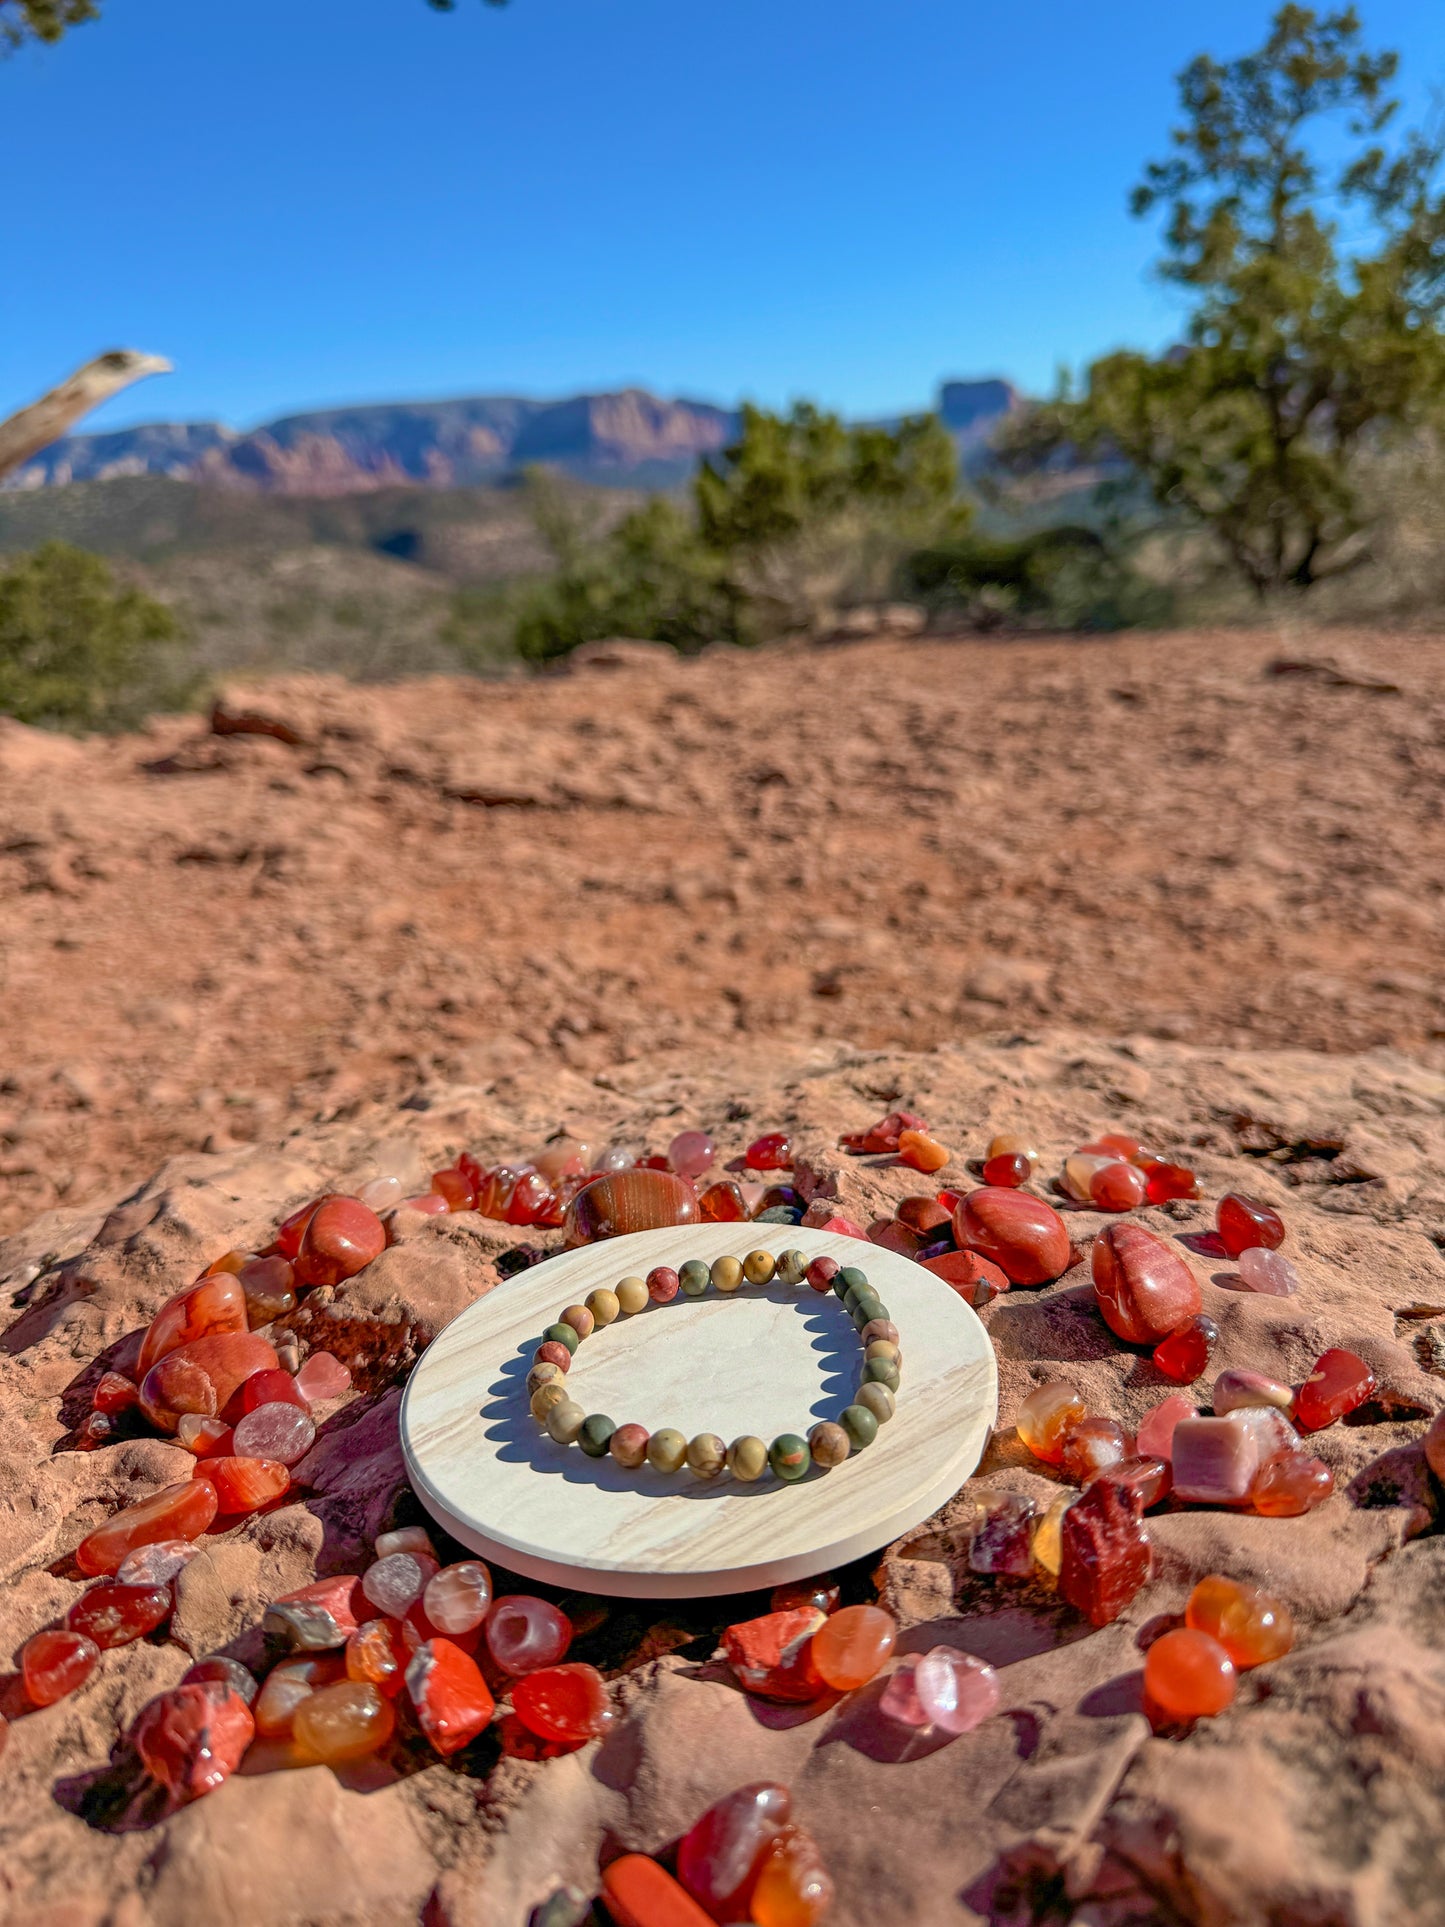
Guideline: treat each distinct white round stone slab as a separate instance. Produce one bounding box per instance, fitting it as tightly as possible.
[400,1224,997,1598]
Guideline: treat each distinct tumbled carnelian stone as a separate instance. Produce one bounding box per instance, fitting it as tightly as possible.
[602,1855,715,1927]
[1295,1348,1376,1431]
[241,1368,310,1415]
[406,1637,495,1754]
[137,1272,249,1380]
[1144,1627,1236,1721]
[954,1188,1071,1286]
[1092,1223,1202,1346]
[745,1132,793,1170]
[431,1167,477,1212]
[254,1653,346,1736]
[511,1662,613,1744]
[750,1824,835,1927]
[677,1781,791,1918]
[68,1581,172,1648]
[1016,1382,1087,1464]
[293,1679,396,1763]
[75,1478,220,1576]
[1145,1161,1198,1203]
[133,1680,255,1801]
[22,1627,100,1704]
[1152,1314,1220,1385]
[1185,1574,1294,1667]
[1216,1193,1285,1258]
[139,1331,279,1433]
[93,1371,140,1416]
[809,1603,896,1690]
[1090,1161,1148,1212]
[236,1254,297,1326]
[1251,1449,1334,1515]
[274,1195,338,1261]
[699,1179,748,1222]
[1060,1415,1131,1485]
[897,1129,949,1173]
[346,1618,408,1697]
[982,1152,1030,1188]
[771,1577,841,1615]
[193,1455,290,1514]
[564,1169,700,1246]
[294,1197,387,1288]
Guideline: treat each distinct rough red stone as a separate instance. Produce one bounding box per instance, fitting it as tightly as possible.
[405,1637,495,1754]
[1092,1222,1203,1346]
[719,1607,827,1701]
[921,1248,1011,1308]
[263,1574,365,1650]
[1059,1479,1152,1626]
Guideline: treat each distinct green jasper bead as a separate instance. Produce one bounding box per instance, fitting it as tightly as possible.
[840,1404,879,1449]
[769,1433,811,1482]
[577,1414,616,1457]
[862,1356,901,1391]
[842,1281,870,1314]
[850,1297,887,1331]
[855,1382,895,1424]
[835,1265,869,1301]
[775,1248,809,1286]
[678,1259,712,1297]
[542,1322,580,1354]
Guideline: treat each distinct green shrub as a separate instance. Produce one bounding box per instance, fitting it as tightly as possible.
[900,525,1173,630]
[0,540,197,730]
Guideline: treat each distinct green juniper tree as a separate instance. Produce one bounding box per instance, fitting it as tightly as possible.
[1000,6,1445,597]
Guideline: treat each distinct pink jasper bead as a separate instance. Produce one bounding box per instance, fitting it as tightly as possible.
[667,1130,716,1179]
[363,1552,438,1617]
[1212,1368,1294,1416]
[1134,1394,1197,1461]
[295,1351,352,1401]
[484,1595,572,1674]
[1236,1248,1300,1296]
[231,1401,316,1467]
[423,1561,493,1636]
[116,1538,202,1587]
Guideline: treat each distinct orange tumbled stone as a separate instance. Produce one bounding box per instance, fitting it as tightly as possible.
[1091,1222,1202,1346]
[1016,1382,1087,1465]
[897,1128,949,1173]
[809,1603,896,1691]
[293,1679,396,1763]
[1144,1627,1236,1722]
[193,1455,290,1514]
[294,1196,387,1288]
[75,1478,220,1576]
[1185,1574,1294,1668]
[602,1855,714,1927]
[405,1637,495,1754]
[137,1272,249,1379]
[139,1330,279,1433]
[133,1680,254,1802]
[346,1617,408,1697]
[22,1627,100,1705]
[953,1187,1072,1286]
[750,1825,835,1927]
[563,1169,700,1246]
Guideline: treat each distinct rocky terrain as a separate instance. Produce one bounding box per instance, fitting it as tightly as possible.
[1,624,1443,1926]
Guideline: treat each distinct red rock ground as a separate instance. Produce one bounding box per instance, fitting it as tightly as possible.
[0,628,1443,1926]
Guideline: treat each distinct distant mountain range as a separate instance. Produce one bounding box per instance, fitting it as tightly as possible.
[3,378,1021,497]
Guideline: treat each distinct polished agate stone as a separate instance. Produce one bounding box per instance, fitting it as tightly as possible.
[137,1272,248,1378]
[1091,1454,1171,1509]
[1017,1382,1087,1464]
[1251,1449,1334,1514]
[263,1575,364,1651]
[1171,1408,1298,1504]
[1089,1161,1148,1212]
[255,1653,346,1736]
[294,1196,387,1287]
[1186,1574,1294,1666]
[744,1132,793,1170]
[195,1455,290,1513]
[23,1628,99,1705]
[1060,1415,1131,1486]
[363,1551,437,1617]
[679,1784,796,1919]
[811,1604,896,1689]
[295,1350,350,1401]
[485,1595,571,1674]
[1144,1161,1199,1203]
[1144,1627,1236,1721]
[1295,1348,1376,1429]
[133,1680,255,1801]
[1062,1152,1119,1201]
[346,1618,407,1696]
[231,1401,316,1465]
[667,1129,716,1178]
[1092,1223,1202,1346]
[750,1826,834,1927]
[564,1169,700,1245]
[1217,1193,1286,1258]
[117,1538,201,1586]
[75,1479,219,1576]
[1152,1314,1220,1385]
[422,1566,492,1643]
[182,1655,258,1705]
[981,1152,1030,1187]
[882,1647,1000,1734]
[512,1662,613,1744]
[237,1255,298,1327]
[953,1187,1071,1285]
[1213,1367,1295,1414]
[139,1331,279,1433]
[293,1679,396,1762]
[1236,1247,1300,1296]
[897,1128,949,1173]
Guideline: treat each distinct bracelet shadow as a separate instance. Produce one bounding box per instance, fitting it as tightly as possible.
[478,1286,871,1497]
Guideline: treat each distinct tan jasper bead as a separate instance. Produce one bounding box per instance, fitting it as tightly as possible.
[686,1433,727,1479]
[615,1277,649,1316]
[646,1428,688,1474]
[531,1381,570,1423]
[808,1421,851,1468]
[710,1256,744,1293]
[743,1249,777,1285]
[560,1304,595,1340]
[726,1435,769,1481]
[855,1382,895,1424]
[544,1398,585,1444]
[585,1288,620,1327]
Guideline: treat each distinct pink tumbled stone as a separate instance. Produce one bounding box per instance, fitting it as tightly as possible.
[376,1526,436,1559]
[914,1647,1001,1734]
[116,1539,202,1587]
[1135,1393,1196,1461]
[231,1401,316,1467]
[1212,1368,1295,1416]
[1236,1248,1300,1296]
[363,1552,438,1617]
[879,1659,929,1727]
[1171,1408,1299,1505]
[295,1351,352,1402]
[484,1595,572,1675]
[423,1561,493,1635]
[358,1176,405,1213]
[667,1130,716,1179]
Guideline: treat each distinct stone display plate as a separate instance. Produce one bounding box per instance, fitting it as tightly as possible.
[399,1224,997,1598]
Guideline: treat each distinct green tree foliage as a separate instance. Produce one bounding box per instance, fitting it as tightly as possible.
[514,404,967,660]
[1,0,96,50]
[0,542,196,730]
[998,6,1445,597]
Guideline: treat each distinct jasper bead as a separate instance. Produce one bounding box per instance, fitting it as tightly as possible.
[22,1628,100,1704]
[678,1260,711,1297]
[565,1170,700,1245]
[294,1196,387,1288]
[808,1421,850,1468]
[805,1256,839,1293]
[609,1423,650,1468]
[137,1272,249,1379]
[855,1382,895,1424]
[774,1248,808,1286]
[1251,1449,1334,1514]
[860,1318,900,1346]
[75,1478,219,1576]
[543,1321,580,1354]
[1186,1574,1294,1666]
[536,1342,572,1373]
[647,1427,688,1472]
[528,1361,565,1397]
[559,1304,594,1340]
[616,1276,649,1315]
[1296,1348,1376,1430]
[1092,1222,1202,1346]
[545,1399,585,1444]
[769,1433,810,1481]
[294,1678,396,1761]
[811,1602,896,1689]
[743,1249,777,1285]
[954,1187,1071,1286]
[711,1255,743,1292]
[982,1152,1030,1187]
[1153,1313,1219,1384]
[485,1595,571,1674]
[579,1415,617,1457]
[1017,1382,1088,1464]
[684,1432,725,1478]
[725,1434,767,1481]
[840,1405,878,1450]
[1213,1368,1294,1415]
[1145,1627,1236,1721]
[513,1662,613,1743]
[139,1331,280,1433]
[1216,1193,1285,1257]
[646,1266,680,1303]
[1237,1248,1300,1296]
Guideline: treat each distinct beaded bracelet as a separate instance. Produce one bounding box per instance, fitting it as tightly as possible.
[525,1249,902,1483]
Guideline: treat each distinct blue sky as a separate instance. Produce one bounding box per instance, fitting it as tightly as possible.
[5,0,1445,433]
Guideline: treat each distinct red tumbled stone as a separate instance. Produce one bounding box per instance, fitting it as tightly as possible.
[133,1681,254,1802]
[1152,1314,1220,1385]
[677,1780,792,1919]
[1059,1479,1151,1626]
[406,1637,495,1754]
[1089,1161,1148,1213]
[1144,1161,1199,1203]
[981,1153,1030,1188]
[294,1196,387,1288]
[719,1607,827,1701]
[22,1628,99,1705]
[1092,1222,1202,1346]
[953,1188,1071,1286]
[137,1272,249,1379]
[430,1166,478,1212]
[1295,1348,1376,1431]
[895,1195,953,1235]
[68,1581,172,1648]
[1251,1449,1335,1515]
[839,1111,928,1154]
[511,1662,613,1743]
[564,1170,700,1246]
[745,1132,793,1170]
[1216,1193,1286,1259]
[138,1331,280,1434]
[93,1371,139,1417]
[75,1479,220,1577]
[193,1455,290,1514]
